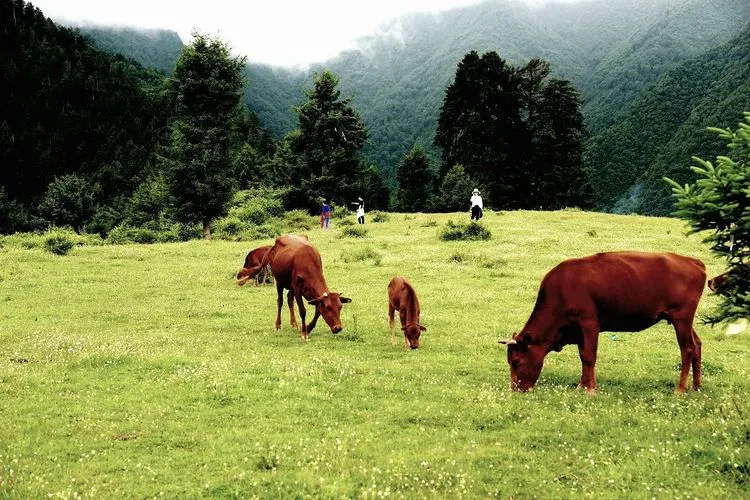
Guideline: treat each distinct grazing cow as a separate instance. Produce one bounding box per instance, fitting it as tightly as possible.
[237,245,272,287]
[498,252,706,395]
[246,234,351,339]
[708,265,748,294]
[387,277,426,349]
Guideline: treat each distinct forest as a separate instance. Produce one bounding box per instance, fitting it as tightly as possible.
[2,0,750,236]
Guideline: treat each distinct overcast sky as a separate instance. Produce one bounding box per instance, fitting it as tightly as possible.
[32,0,576,67]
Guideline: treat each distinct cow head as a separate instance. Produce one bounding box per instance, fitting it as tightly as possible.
[402,323,427,349]
[498,332,546,391]
[308,292,352,334]
[236,268,254,286]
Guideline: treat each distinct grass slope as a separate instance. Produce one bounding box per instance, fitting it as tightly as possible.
[1,210,749,497]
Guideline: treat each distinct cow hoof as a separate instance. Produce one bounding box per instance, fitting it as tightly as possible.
[675,387,687,396]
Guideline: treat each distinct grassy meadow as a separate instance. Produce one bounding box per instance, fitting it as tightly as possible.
[1,210,749,498]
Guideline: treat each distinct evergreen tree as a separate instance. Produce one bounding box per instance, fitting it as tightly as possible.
[162,32,246,238]
[293,70,369,205]
[665,112,750,323]
[396,145,433,212]
[434,52,590,210]
[434,51,524,209]
[434,164,477,212]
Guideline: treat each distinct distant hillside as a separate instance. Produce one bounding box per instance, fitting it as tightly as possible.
[242,0,750,184]
[587,24,750,215]
[76,0,750,206]
[80,26,183,74]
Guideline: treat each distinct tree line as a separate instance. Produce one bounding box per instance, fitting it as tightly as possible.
[1,0,593,236]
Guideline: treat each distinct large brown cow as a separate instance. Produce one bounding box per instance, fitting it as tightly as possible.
[237,245,272,287]
[387,276,426,349]
[498,252,706,395]
[246,234,351,340]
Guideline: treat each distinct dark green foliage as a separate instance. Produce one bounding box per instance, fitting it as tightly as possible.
[38,174,95,230]
[396,146,433,212]
[433,164,478,213]
[587,26,750,214]
[163,32,246,237]
[435,53,590,210]
[0,0,172,233]
[293,70,369,206]
[439,220,491,241]
[666,114,750,323]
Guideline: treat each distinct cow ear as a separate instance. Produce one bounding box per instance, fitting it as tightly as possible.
[339,296,352,304]
[419,324,427,332]
[308,297,323,306]
[518,331,532,346]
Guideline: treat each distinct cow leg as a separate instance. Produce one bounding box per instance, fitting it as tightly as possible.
[308,306,321,334]
[691,328,702,391]
[399,310,409,350]
[576,320,600,393]
[673,318,699,395]
[389,304,397,345]
[294,292,308,340]
[287,290,299,330]
[275,284,284,331]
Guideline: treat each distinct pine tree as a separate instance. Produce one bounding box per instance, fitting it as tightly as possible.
[435,164,477,212]
[162,32,246,238]
[396,145,433,212]
[293,70,368,205]
[665,112,750,323]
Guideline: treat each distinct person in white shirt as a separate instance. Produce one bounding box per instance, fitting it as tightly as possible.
[351,197,365,224]
[470,189,483,220]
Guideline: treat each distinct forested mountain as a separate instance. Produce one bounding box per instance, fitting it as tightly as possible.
[78,26,183,74]
[587,24,750,215]
[242,0,750,184]
[0,0,171,230]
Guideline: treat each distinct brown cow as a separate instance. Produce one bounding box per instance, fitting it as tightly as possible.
[708,265,748,294]
[246,234,351,340]
[237,245,272,287]
[387,277,426,349]
[498,251,706,395]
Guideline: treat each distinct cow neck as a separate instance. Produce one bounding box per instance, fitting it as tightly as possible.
[302,276,330,302]
[403,289,419,328]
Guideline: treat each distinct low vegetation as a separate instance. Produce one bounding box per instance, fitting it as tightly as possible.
[1,210,748,497]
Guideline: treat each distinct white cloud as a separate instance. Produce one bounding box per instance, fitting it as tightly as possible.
[30,0,580,67]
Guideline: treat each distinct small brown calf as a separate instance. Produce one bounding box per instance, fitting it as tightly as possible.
[237,245,272,287]
[387,276,426,349]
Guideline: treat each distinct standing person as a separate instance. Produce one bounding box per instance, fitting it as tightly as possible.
[321,200,332,229]
[351,197,365,224]
[470,188,483,221]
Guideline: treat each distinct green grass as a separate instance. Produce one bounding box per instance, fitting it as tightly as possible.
[1,210,749,497]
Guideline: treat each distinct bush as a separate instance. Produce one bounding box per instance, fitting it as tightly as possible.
[338,218,355,227]
[439,220,491,241]
[43,229,76,255]
[340,226,367,238]
[38,174,95,230]
[214,216,249,237]
[341,246,381,264]
[370,211,390,223]
[282,210,314,231]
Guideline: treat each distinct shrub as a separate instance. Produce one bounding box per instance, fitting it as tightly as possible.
[38,174,95,230]
[214,216,249,237]
[370,211,390,223]
[341,246,381,264]
[131,228,158,244]
[282,210,314,231]
[420,219,438,227]
[338,218,355,227]
[439,220,491,241]
[340,226,367,238]
[43,229,76,255]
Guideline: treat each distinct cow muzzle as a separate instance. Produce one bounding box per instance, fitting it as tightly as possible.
[331,325,342,334]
